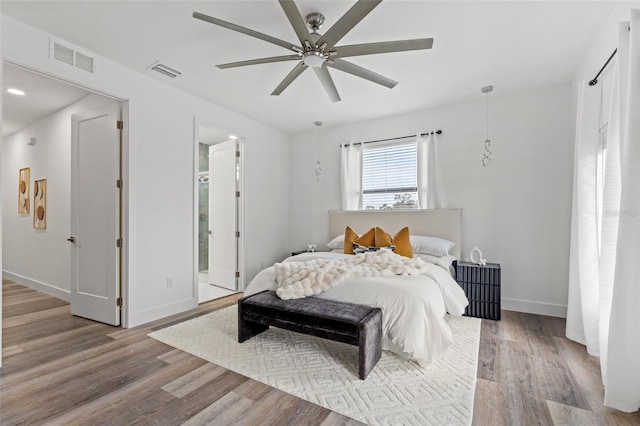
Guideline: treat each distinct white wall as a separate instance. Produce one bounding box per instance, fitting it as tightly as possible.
[289,84,573,317]
[2,94,115,300]
[1,16,290,327]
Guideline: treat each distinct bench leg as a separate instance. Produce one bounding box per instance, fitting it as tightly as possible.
[358,309,382,380]
[237,297,270,343]
[238,318,269,343]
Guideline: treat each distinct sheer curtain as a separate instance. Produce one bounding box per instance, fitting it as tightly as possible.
[417,131,447,209]
[340,143,362,210]
[567,9,640,412]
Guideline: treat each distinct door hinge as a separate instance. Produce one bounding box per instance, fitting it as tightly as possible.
[235,271,240,278]
[116,120,123,130]
[116,179,123,189]
[236,231,240,238]
[116,238,123,248]
[116,297,123,307]
[236,151,240,157]
[236,191,240,198]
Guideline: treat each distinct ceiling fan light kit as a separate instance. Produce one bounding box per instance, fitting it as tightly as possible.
[193,0,433,103]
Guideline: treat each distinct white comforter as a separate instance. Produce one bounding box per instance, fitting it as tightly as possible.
[243,252,469,365]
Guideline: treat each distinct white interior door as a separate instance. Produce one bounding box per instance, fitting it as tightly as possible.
[70,103,121,325]
[208,140,237,290]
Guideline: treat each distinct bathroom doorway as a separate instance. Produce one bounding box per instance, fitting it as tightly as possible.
[195,124,243,303]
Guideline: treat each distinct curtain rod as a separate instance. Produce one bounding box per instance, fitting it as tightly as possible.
[589,48,617,86]
[340,130,442,147]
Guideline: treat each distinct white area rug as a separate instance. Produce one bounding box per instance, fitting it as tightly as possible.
[149,306,481,426]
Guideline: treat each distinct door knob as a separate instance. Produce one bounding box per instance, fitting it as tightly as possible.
[67,236,76,243]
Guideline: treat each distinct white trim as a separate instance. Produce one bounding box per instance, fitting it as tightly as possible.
[2,270,71,301]
[502,297,567,318]
[130,297,197,327]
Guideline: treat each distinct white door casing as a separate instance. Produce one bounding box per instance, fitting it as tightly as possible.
[70,103,121,325]
[208,140,237,291]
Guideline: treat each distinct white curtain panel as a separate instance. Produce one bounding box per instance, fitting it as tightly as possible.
[602,11,640,412]
[566,81,602,353]
[417,131,447,209]
[567,9,640,412]
[340,143,363,210]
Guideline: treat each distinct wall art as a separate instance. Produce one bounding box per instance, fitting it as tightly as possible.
[33,178,47,229]
[18,167,30,214]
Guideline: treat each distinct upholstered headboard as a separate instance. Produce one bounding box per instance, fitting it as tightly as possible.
[328,209,462,259]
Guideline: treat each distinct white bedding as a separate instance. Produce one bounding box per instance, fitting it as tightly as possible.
[243,252,469,365]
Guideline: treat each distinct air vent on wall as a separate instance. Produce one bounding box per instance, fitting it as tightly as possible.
[148,62,182,78]
[50,39,95,74]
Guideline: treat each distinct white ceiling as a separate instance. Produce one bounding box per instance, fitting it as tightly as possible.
[2,63,90,137]
[1,1,630,134]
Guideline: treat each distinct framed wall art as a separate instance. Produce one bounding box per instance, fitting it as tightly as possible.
[18,167,30,214]
[33,178,47,229]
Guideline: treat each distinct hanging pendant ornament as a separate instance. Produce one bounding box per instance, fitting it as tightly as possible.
[481,85,493,167]
[314,121,323,180]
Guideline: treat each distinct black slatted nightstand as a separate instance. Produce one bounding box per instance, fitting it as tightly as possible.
[454,261,501,320]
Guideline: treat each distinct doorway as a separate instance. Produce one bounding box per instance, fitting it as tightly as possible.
[195,124,243,303]
[1,62,127,325]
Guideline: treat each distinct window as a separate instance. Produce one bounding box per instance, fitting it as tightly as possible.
[362,140,418,210]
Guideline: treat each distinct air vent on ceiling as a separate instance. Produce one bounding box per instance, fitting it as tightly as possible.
[50,39,95,74]
[148,62,182,78]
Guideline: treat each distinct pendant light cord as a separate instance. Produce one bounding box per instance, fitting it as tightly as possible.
[485,92,489,141]
[314,121,323,180]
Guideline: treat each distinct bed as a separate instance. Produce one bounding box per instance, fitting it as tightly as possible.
[243,208,468,365]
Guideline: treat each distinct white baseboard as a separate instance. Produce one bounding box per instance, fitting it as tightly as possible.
[129,297,197,327]
[502,297,567,318]
[2,270,70,302]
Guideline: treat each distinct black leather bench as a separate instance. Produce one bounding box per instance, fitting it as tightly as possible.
[238,290,382,380]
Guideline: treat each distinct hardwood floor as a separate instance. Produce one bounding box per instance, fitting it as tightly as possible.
[2,280,639,425]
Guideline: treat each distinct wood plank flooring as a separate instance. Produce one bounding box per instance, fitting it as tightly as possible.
[2,280,639,425]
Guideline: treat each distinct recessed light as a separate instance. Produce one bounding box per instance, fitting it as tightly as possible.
[229,135,238,140]
[7,88,25,96]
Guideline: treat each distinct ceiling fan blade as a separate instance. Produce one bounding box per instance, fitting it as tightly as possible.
[327,59,397,89]
[217,55,300,69]
[194,11,297,52]
[316,0,382,50]
[313,66,341,103]
[278,0,314,46]
[335,39,433,58]
[271,62,308,96]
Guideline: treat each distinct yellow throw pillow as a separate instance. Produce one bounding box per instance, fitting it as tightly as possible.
[344,226,376,254]
[373,226,413,258]
[375,227,393,247]
[392,226,413,258]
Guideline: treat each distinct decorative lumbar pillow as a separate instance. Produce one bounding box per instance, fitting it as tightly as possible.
[352,243,396,254]
[374,226,413,258]
[410,235,456,256]
[344,226,376,254]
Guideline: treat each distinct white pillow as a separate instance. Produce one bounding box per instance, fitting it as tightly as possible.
[414,253,457,271]
[410,235,456,256]
[327,234,345,249]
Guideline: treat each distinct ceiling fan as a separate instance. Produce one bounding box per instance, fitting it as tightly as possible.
[193,0,433,103]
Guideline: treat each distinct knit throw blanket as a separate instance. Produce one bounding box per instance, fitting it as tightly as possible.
[274,249,431,300]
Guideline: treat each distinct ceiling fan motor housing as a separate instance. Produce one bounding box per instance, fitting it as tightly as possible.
[305,12,325,32]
